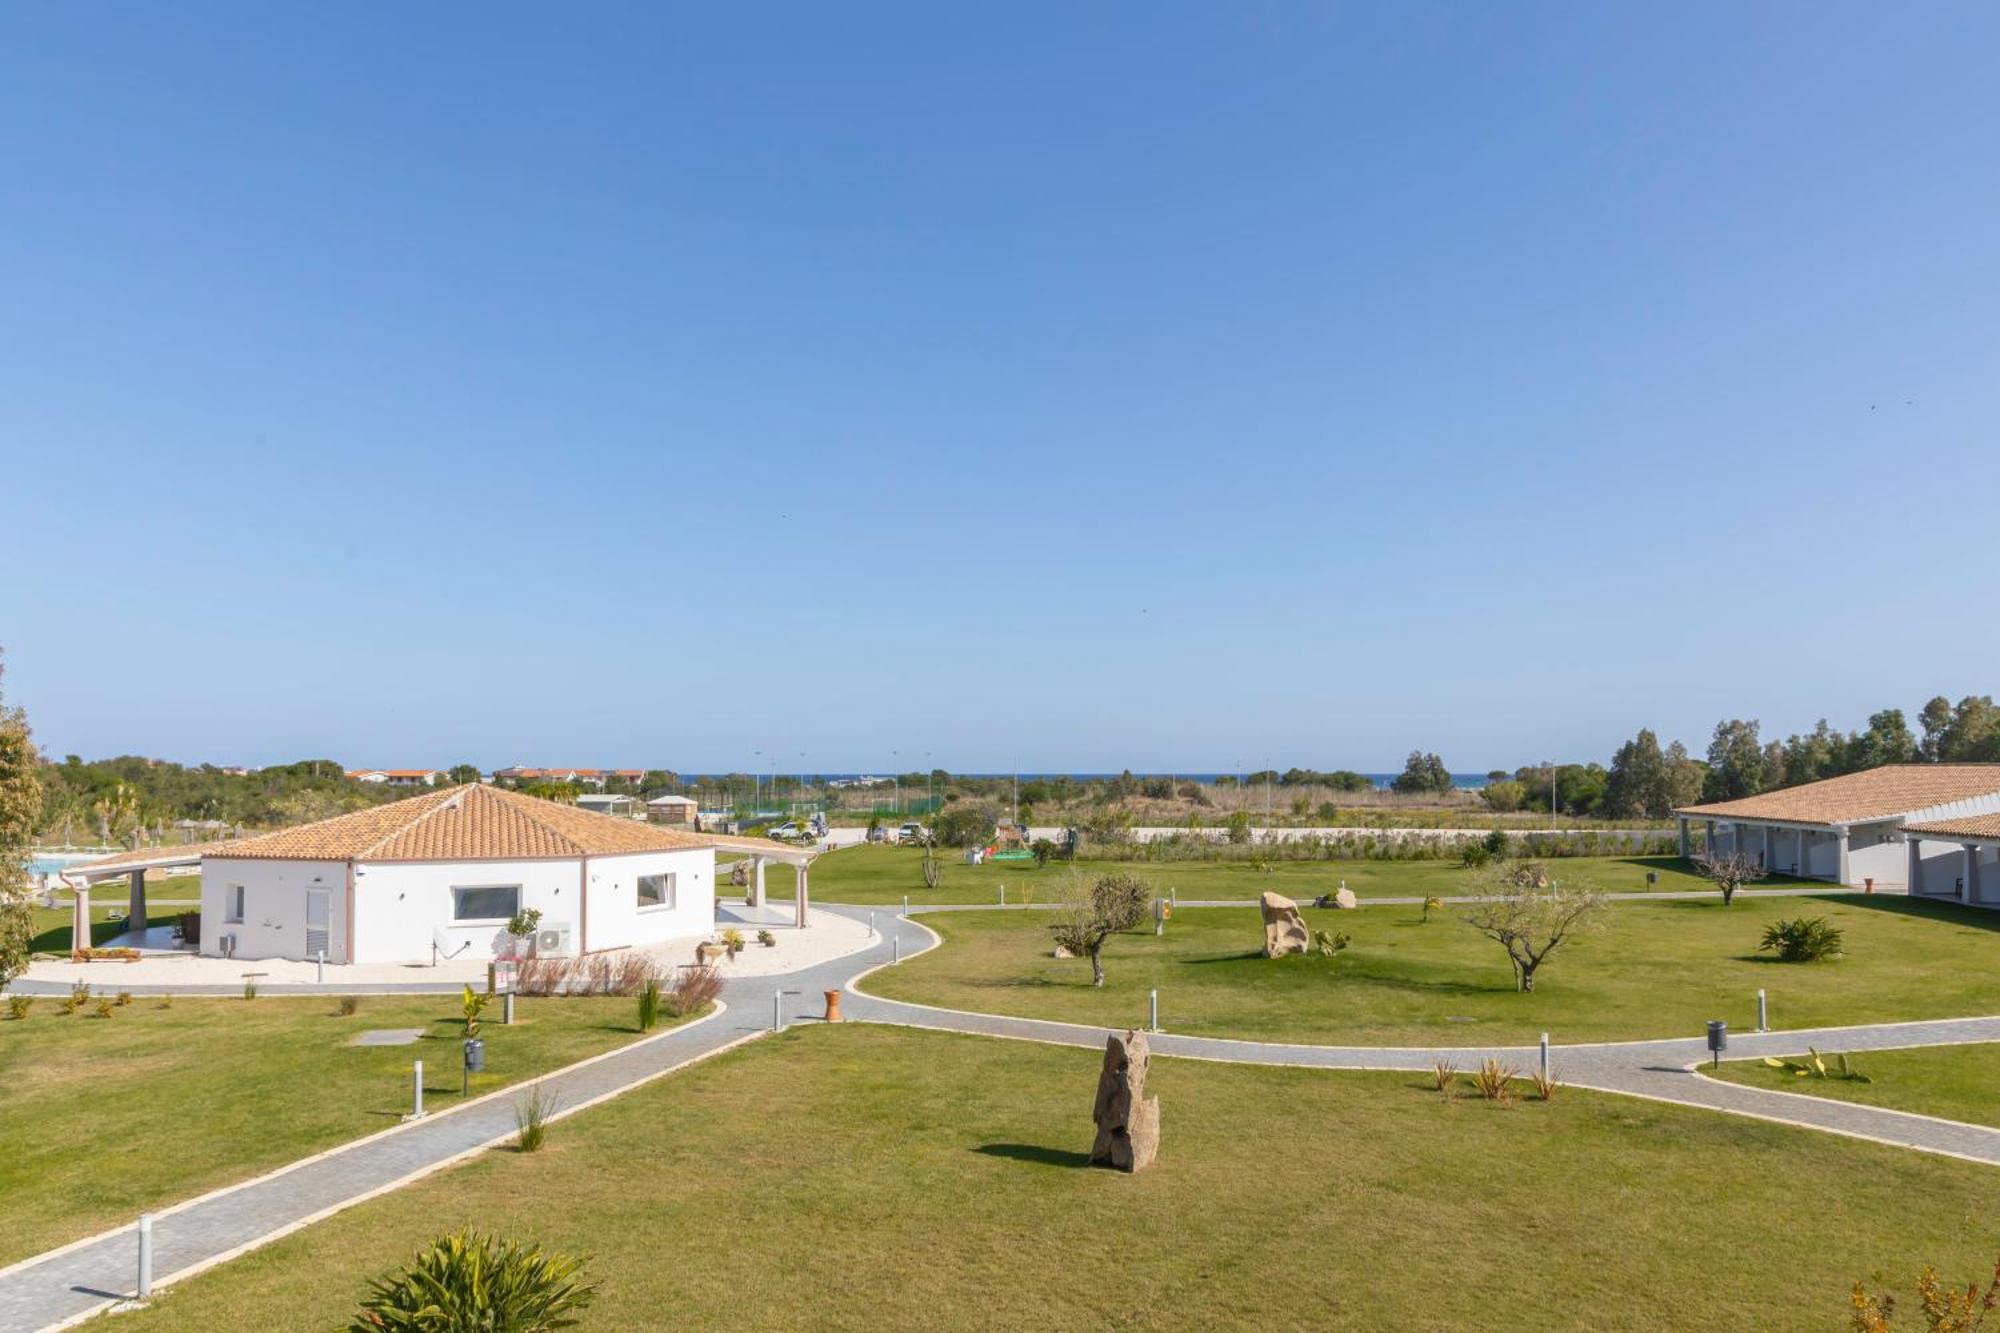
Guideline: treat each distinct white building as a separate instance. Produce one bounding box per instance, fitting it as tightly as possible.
[346,769,447,787]
[1674,764,2000,892]
[65,784,814,964]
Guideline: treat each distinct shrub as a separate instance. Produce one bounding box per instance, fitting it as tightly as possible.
[462,984,491,1037]
[1310,929,1350,956]
[1432,1058,1459,1099]
[506,907,543,940]
[1530,1070,1559,1101]
[1420,895,1444,923]
[1759,917,1844,963]
[756,929,776,948]
[174,910,201,944]
[636,977,661,1032]
[666,964,722,1017]
[6,994,32,1020]
[1849,1255,2000,1332]
[158,993,172,1010]
[1459,842,1492,869]
[352,1229,597,1331]
[115,990,132,1007]
[1030,837,1058,868]
[1761,1046,1869,1083]
[514,1086,558,1153]
[339,995,362,1017]
[243,979,258,1000]
[1482,828,1510,857]
[720,928,745,957]
[1472,1059,1517,1103]
[91,996,115,1019]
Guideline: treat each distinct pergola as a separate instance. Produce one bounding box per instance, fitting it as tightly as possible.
[709,836,820,927]
[58,841,226,956]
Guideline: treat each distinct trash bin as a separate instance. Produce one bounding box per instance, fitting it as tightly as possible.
[823,989,843,1023]
[463,1037,486,1074]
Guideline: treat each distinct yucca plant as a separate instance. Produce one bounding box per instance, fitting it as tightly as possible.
[340,995,363,1017]
[1472,1059,1517,1103]
[350,1229,596,1331]
[1530,1070,1559,1102]
[1432,1057,1460,1100]
[1758,916,1844,963]
[1761,1046,1870,1083]
[636,977,661,1032]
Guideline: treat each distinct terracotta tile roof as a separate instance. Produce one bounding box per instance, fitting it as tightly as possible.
[205,785,747,862]
[1904,812,2000,842]
[68,839,245,876]
[1675,764,2000,826]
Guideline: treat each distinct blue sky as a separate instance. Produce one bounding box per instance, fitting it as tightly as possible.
[4,4,1998,774]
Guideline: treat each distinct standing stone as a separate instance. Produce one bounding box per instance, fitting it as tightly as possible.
[1333,887,1357,910]
[1261,891,1310,958]
[1091,1029,1161,1172]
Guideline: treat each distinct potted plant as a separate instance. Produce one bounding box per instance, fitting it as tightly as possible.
[506,908,543,958]
[721,927,745,959]
[757,929,776,948]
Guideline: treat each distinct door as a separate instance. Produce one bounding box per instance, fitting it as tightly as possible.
[305,889,331,960]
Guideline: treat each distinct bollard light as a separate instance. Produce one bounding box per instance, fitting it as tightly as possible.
[316,949,326,984]
[410,1059,425,1120]
[999,884,1006,906]
[902,895,909,917]
[504,992,515,1026]
[1540,1031,1550,1081]
[137,1212,153,1300]
[1756,988,1767,1033]
[1149,988,1159,1032]
[893,937,901,963]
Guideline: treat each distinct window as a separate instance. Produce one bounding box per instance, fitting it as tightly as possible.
[636,873,677,910]
[225,885,245,924]
[452,884,521,922]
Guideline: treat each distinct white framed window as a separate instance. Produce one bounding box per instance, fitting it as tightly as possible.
[452,884,521,922]
[636,873,677,910]
[225,885,245,924]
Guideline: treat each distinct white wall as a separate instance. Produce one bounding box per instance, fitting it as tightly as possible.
[201,857,351,963]
[581,848,715,953]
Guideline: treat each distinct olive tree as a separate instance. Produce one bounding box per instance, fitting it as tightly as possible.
[1460,863,1604,993]
[1693,849,1766,907]
[0,653,42,989]
[1048,871,1153,988]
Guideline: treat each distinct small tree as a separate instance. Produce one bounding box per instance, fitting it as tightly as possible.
[1460,865,1604,993]
[1048,872,1152,988]
[1695,849,1767,907]
[920,842,940,890]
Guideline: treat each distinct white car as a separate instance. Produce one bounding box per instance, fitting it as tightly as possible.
[898,822,930,845]
[765,822,804,841]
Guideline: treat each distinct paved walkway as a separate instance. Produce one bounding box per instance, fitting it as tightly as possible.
[7,899,1997,1331]
[907,885,1884,911]
[837,905,2000,1167]
[0,925,886,1332]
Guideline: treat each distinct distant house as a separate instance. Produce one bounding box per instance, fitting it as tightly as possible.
[66,784,815,964]
[347,769,445,787]
[646,793,698,826]
[1675,764,2000,896]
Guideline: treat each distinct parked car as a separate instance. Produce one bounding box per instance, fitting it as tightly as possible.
[765,822,803,841]
[865,824,889,843]
[898,822,930,845]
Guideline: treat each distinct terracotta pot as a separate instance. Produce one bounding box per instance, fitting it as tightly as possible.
[823,989,843,1023]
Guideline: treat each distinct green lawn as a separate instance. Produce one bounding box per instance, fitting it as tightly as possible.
[864,896,2000,1045]
[114,1024,2000,1332]
[27,904,185,953]
[0,993,691,1267]
[769,844,1791,908]
[1711,1041,2000,1129]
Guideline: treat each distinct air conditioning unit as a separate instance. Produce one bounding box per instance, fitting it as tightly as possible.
[534,924,575,959]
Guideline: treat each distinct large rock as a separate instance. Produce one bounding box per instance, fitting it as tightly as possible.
[1091,1029,1161,1172]
[1333,887,1357,910]
[1261,891,1310,958]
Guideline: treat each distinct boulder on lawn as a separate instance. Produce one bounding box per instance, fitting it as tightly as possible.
[1090,1029,1161,1173]
[1261,890,1310,958]
[1052,945,1074,959]
[1333,887,1357,909]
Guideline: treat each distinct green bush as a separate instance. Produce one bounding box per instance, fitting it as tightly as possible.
[1758,916,1844,963]
[636,977,661,1032]
[351,1229,596,1331]
[1459,843,1492,869]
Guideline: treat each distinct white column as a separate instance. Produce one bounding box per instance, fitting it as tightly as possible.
[795,863,809,929]
[751,857,766,909]
[71,883,91,957]
[1757,825,1771,870]
[1795,828,1807,877]
[1909,837,1924,896]
[1678,818,1690,859]
[1835,833,1851,886]
[1705,820,1717,857]
[1963,845,1979,905]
